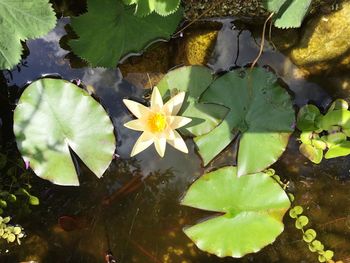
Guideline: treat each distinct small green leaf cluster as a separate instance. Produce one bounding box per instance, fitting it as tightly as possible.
[297,99,350,164]
[0,216,24,245]
[0,149,40,245]
[289,206,334,262]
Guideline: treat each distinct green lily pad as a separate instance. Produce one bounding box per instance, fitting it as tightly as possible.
[69,0,183,68]
[181,166,290,258]
[195,68,294,175]
[123,0,181,16]
[0,0,56,70]
[157,66,228,137]
[14,79,115,186]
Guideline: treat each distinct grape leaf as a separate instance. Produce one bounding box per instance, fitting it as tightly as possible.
[0,0,56,70]
[123,0,181,16]
[263,0,311,28]
[69,0,183,68]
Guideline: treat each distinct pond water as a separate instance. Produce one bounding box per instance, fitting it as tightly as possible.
[0,9,350,263]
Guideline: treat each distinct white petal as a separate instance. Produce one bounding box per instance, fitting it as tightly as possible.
[168,116,192,130]
[150,86,163,111]
[154,137,167,157]
[167,130,188,153]
[163,91,186,115]
[130,132,154,157]
[123,99,151,119]
[124,119,145,131]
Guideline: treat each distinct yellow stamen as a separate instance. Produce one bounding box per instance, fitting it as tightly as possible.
[148,112,167,132]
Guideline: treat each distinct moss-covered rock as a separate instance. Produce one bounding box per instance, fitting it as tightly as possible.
[290,2,350,67]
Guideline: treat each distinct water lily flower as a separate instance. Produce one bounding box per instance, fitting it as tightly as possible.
[123,87,191,157]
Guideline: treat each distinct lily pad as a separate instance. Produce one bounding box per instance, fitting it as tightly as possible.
[181,166,290,258]
[157,66,228,136]
[69,0,183,68]
[14,79,115,186]
[0,0,56,70]
[195,68,294,175]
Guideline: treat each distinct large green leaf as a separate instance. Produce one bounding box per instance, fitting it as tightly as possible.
[263,0,311,28]
[195,68,294,176]
[181,166,290,258]
[123,0,181,16]
[13,79,116,186]
[69,0,183,68]
[0,0,56,70]
[157,66,228,137]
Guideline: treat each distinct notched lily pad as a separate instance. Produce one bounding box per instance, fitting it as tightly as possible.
[14,78,116,186]
[196,67,295,175]
[181,166,290,258]
[157,66,228,137]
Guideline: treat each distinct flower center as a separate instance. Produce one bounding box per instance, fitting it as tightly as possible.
[148,112,167,132]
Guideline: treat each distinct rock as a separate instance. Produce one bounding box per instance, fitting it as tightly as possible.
[175,28,219,66]
[290,2,350,66]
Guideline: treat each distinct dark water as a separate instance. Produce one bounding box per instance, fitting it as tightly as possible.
[0,14,349,263]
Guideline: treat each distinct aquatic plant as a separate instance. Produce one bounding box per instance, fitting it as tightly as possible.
[158,66,295,175]
[263,0,311,28]
[13,79,116,186]
[123,87,191,157]
[157,66,227,137]
[68,0,183,68]
[123,0,181,16]
[0,216,24,244]
[297,99,350,163]
[289,206,335,263]
[181,166,290,258]
[0,0,56,70]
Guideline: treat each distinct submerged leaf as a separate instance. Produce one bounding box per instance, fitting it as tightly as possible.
[157,66,228,136]
[181,166,290,258]
[123,0,181,16]
[196,68,294,175]
[69,0,183,68]
[0,0,56,69]
[14,79,115,186]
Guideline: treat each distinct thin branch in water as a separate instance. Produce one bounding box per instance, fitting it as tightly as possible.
[251,12,275,69]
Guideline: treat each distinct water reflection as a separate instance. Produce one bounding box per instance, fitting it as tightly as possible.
[0,15,349,263]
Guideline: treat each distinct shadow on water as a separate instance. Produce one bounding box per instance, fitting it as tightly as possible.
[0,10,349,263]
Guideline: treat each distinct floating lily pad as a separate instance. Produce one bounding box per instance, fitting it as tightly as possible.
[14,79,115,186]
[69,0,183,68]
[181,166,290,258]
[196,68,294,175]
[157,66,228,136]
[0,0,56,69]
